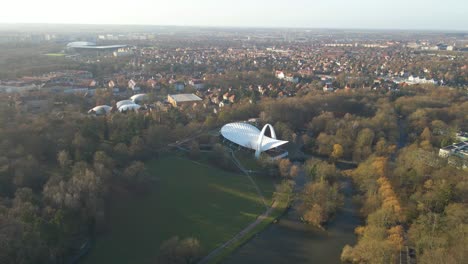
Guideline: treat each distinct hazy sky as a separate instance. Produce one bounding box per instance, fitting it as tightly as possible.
[1,0,467,30]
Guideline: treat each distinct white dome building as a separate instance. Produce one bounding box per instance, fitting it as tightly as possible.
[118,103,141,112]
[88,105,112,115]
[130,93,148,103]
[116,100,134,109]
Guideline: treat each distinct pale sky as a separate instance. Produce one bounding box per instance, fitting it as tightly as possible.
[1,0,467,30]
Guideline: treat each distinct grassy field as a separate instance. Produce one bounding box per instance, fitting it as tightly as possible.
[83,155,274,264]
[207,197,291,264]
[44,53,66,56]
[234,150,264,171]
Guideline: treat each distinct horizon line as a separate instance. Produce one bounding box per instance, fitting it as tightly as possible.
[0,22,467,33]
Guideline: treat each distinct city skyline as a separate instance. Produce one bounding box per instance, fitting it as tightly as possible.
[1,0,467,31]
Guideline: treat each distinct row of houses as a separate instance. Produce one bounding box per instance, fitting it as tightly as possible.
[388,75,441,86]
[275,71,300,83]
[406,75,439,85]
[108,78,205,92]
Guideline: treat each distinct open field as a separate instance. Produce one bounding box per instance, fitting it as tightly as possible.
[83,155,274,264]
[0,43,74,78]
[44,53,66,56]
[233,149,263,171]
[205,197,291,264]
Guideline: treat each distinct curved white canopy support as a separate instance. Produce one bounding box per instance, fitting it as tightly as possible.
[255,124,277,158]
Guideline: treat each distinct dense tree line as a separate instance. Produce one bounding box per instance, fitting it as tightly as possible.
[339,88,467,264]
[299,159,344,227]
[254,86,466,263]
[0,96,209,263]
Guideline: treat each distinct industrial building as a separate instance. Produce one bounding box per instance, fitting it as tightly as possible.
[167,93,202,107]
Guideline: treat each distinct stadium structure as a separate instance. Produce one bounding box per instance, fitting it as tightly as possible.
[66,42,130,56]
[220,122,288,159]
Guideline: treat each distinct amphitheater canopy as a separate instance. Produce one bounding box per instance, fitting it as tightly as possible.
[220,122,288,158]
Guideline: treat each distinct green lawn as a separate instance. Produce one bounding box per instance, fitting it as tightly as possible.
[207,195,291,264]
[234,151,264,171]
[83,156,274,264]
[44,53,66,56]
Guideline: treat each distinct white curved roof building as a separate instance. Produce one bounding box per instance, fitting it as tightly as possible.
[66,41,127,50]
[220,122,288,158]
[118,103,141,112]
[130,93,148,103]
[116,100,134,109]
[67,41,96,48]
[88,105,112,115]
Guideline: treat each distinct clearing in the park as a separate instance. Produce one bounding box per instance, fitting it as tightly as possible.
[84,155,274,264]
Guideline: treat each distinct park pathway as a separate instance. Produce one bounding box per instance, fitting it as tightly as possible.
[198,200,278,264]
[198,150,275,264]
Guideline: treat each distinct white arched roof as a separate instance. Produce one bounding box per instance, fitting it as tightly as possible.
[116,100,134,108]
[88,105,112,115]
[67,41,96,48]
[118,103,140,112]
[130,93,148,102]
[220,122,288,157]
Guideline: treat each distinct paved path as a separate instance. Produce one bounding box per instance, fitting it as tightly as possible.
[198,150,276,264]
[198,200,278,264]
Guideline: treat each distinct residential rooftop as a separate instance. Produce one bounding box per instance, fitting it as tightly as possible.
[168,93,202,102]
[439,141,468,158]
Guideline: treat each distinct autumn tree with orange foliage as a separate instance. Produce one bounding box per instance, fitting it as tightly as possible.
[301,158,343,227]
[300,180,343,227]
[377,177,405,222]
[342,157,405,263]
